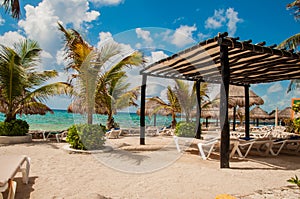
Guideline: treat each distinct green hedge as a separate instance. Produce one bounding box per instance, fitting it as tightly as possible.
[0,119,29,136]
[66,124,106,150]
[174,121,196,137]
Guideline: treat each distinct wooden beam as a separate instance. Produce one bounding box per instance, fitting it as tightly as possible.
[140,74,147,145]
[195,80,202,139]
[219,39,230,169]
[245,85,250,138]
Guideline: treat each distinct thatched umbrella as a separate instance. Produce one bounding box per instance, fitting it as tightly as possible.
[0,98,53,116]
[250,106,270,126]
[214,85,264,130]
[278,107,292,120]
[136,96,172,126]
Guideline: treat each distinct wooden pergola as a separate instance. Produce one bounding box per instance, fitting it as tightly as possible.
[139,32,300,168]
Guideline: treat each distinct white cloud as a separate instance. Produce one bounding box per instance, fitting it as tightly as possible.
[267,82,283,93]
[98,31,113,43]
[145,51,168,64]
[205,8,242,36]
[226,8,243,36]
[17,0,100,70]
[205,9,226,29]
[0,31,25,47]
[171,25,197,48]
[89,0,123,6]
[136,28,153,45]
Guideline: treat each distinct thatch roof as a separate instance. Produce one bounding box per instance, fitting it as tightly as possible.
[214,85,264,108]
[278,107,292,119]
[136,97,172,116]
[250,106,270,119]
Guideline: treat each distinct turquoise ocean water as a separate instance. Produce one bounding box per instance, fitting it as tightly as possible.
[0,110,174,131]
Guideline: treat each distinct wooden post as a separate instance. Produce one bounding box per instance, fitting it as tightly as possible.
[219,39,230,168]
[244,85,250,138]
[140,74,147,145]
[233,106,236,131]
[196,80,202,139]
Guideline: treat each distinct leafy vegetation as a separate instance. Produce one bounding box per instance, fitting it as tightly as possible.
[0,119,29,136]
[59,23,144,128]
[174,121,196,137]
[66,124,106,150]
[0,39,72,124]
[287,175,300,188]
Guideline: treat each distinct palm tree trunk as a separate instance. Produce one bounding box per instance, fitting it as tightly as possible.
[171,113,177,129]
[5,113,16,122]
[106,114,114,130]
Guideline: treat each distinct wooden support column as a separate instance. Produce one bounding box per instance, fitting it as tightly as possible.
[244,85,250,138]
[140,74,147,145]
[219,39,230,169]
[195,80,202,139]
[233,107,236,131]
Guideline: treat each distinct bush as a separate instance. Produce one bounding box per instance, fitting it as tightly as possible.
[0,119,29,136]
[66,124,106,150]
[174,121,196,137]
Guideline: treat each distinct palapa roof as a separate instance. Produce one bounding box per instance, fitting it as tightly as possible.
[136,96,172,116]
[214,85,264,107]
[250,106,270,119]
[278,107,292,119]
[140,32,300,85]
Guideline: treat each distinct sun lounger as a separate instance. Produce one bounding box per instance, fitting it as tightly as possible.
[106,129,122,139]
[197,138,219,160]
[230,138,274,158]
[173,135,195,153]
[43,130,67,142]
[0,155,30,199]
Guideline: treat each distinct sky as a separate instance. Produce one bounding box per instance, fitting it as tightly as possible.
[0,0,300,113]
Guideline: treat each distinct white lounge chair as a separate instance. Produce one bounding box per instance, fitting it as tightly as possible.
[0,155,30,199]
[231,138,273,158]
[173,135,195,153]
[106,129,122,139]
[197,138,219,160]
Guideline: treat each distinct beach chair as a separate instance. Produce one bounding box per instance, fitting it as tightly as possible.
[0,155,30,199]
[231,138,273,158]
[106,129,122,139]
[197,138,219,160]
[173,135,194,153]
[43,130,66,142]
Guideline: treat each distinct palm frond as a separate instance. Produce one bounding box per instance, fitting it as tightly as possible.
[277,33,300,50]
[2,0,20,19]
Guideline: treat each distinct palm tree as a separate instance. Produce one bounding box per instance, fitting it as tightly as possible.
[278,1,300,92]
[59,23,144,127]
[0,39,72,122]
[147,86,181,128]
[2,0,21,19]
[174,79,209,122]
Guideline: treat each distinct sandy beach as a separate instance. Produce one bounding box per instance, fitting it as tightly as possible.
[0,135,299,199]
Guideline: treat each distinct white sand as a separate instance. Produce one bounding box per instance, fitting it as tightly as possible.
[0,136,299,199]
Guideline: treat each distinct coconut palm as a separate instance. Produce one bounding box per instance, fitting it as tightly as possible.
[147,86,181,128]
[278,1,300,92]
[59,23,144,127]
[0,39,72,122]
[174,79,209,122]
[2,0,21,19]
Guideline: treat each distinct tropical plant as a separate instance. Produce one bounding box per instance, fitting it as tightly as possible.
[287,175,300,188]
[278,1,300,92]
[148,86,181,128]
[0,39,72,123]
[0,119,29,136]
[59,23,144,128]
[66,124,106,150]
[174,121,196,137]
[1,0,21,19]
[174,79,209,122]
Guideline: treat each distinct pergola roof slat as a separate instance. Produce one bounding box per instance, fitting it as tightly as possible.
[141,32,300,85]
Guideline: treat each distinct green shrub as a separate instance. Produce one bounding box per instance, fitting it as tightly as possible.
[287,175,300,188]
[174,121,196,137]
[0,119,29,136]
[66,124,106,150]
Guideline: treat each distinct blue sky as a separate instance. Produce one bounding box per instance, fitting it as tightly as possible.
[0,0,300,113]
